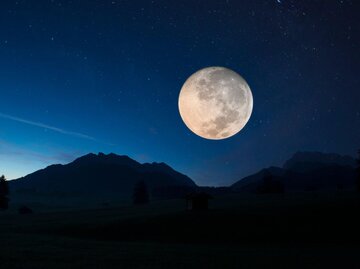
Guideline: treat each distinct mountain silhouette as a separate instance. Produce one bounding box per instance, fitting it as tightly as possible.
[232,151,357,192]
[10,153,196,199]
[283,151,356,173]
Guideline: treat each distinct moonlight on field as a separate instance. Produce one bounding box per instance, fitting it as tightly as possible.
[178,67,253,140]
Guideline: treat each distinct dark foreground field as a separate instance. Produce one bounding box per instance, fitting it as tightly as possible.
[1,192,360,269]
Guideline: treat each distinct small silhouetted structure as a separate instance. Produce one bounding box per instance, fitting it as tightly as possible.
[304,185,319,192]
[133,180,150,205]
[186,192,212,211]
[257,171,284,194]
[18,206,33,214]
[0,175,9,210]
[100,202,110,207]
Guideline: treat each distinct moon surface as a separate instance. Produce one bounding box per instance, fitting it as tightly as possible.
[178,67,253,140]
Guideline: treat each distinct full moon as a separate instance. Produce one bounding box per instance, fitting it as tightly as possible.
[178,67,253,140]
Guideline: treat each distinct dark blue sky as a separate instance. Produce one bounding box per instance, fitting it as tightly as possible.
[0,0,359,186]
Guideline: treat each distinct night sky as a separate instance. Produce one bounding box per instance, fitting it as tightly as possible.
[0,0,359,186]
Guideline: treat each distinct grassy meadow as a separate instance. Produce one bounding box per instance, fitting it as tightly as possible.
[1,192,360,268]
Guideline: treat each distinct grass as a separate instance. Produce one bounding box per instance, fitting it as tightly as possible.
[1,192,360,268]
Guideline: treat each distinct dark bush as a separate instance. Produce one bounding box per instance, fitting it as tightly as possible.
[18,206,33,214]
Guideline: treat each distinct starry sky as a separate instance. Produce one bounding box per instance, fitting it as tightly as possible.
[0,0,359,186]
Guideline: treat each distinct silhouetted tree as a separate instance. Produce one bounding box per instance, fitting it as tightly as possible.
[357,150,360,192]
[0,175,9,210]
[133,180,149,205]
[257,171,284,194]
[336,183,344,191]
[18,205,33,214]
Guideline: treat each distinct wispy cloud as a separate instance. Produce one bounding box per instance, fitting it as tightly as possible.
[0,139,81,163]
[0,112,95,141]
[0,139,83,179]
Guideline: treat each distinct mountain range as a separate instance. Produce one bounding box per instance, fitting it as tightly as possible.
[9,151,358,204]
[10,153,196,200]
[231,151,357,192]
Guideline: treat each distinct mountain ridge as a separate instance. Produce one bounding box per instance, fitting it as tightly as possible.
[232,151,357,192]
[10,152,197,199]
